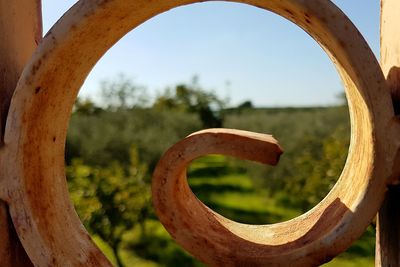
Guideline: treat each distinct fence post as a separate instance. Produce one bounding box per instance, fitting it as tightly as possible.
[376,0,400,266]
[0,0,42,266]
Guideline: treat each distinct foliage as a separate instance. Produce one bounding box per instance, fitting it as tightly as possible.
[223,106,350,211]
[74,97,103,115]
[67,147,150,267]
[236,100,254,110]
[283,124,349,210]
[66,108,202,169]
[65,76,374,266]
[101,74,149,110]
[153,77,226,128]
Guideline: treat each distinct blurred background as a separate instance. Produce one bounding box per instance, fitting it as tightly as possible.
[43,1,379,266]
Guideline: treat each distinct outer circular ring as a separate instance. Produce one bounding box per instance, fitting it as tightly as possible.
[2,0,397,266]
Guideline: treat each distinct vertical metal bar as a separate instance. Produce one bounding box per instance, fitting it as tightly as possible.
[0,0,42,140]
[376,187,400,266]
[0,201,33,266]
[0,0,42,265]
[377,0,400,266]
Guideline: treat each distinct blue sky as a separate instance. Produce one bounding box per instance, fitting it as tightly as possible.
[41,1,380,107]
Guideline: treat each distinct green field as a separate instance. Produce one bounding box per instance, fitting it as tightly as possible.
[85,155,375,266]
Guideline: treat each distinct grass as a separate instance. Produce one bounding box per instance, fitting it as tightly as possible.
[92,235,159,267]
[323,256,374,267]
[189,155,376,266]
[91,154,375,266]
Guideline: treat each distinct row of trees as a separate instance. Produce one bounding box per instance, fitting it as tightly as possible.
[66,76,350,266]
[224,106,349,211]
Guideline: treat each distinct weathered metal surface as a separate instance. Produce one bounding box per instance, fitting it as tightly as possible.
[0,0,398,266]
[376,0,400,266]
[0,0,42,140]
[0,0,41,266]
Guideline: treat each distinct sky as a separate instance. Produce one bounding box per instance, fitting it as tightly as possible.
[41,1,380,107]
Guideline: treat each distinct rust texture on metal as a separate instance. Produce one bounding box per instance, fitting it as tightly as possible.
[376,0,400,266]
[0,0,41,266]
[0,0,398,266]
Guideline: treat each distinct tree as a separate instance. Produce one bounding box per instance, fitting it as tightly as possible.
[73,97,103,115]
[237,100,253,110]
[101,74,148,110]
[282,125,349,211]
[153,77,226,128]
[67,146,150,267]
[66,107,202,168]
